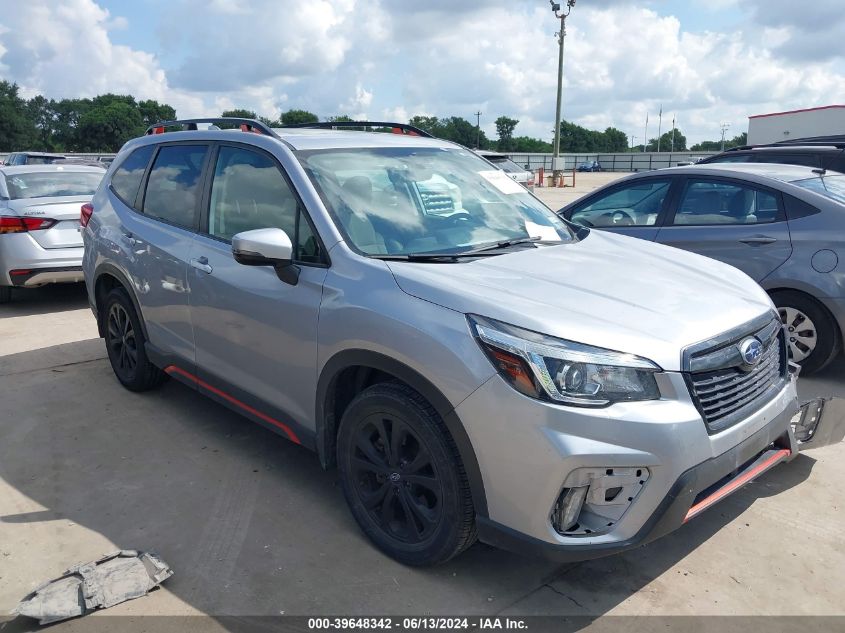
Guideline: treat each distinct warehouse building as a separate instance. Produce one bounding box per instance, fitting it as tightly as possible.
[748,105,845,144]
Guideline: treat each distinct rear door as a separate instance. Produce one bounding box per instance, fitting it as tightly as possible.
[655,176,792,281]
[187,143,328,436]
[562,176,677,241]
[117,142,210,364]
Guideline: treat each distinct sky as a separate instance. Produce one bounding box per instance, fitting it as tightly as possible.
[1,0,844,146]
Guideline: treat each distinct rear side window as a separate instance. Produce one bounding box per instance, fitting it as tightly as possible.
[673,180,780,225]
[111,145,155,207]
[706,154,752,164]
[142,145,208,230]
[753,152,820,168]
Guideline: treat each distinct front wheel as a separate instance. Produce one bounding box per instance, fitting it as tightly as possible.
[772,291,840,375]
[337,383,476,566]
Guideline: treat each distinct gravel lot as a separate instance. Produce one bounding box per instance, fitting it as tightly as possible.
[1,179,843,627]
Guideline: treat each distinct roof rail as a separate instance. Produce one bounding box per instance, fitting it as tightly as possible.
[279,121,434,138]
[773,134,845,146]
[145,117,279,138]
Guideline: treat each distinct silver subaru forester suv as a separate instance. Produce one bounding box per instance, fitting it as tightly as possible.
[82,118,823,566]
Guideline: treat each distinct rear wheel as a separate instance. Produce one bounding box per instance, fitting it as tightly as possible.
[103,288,166,391]
[0,286,11,304]
[337,383,476,566]
[772,291,840,375]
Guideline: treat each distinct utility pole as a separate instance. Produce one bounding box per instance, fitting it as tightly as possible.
[474,111,482,149]
[656,105,663,152]
[630,134,636,151]
[670,115,676,152]
[720,122,731,151]
[550,0,575,181]
[643,112,648,153]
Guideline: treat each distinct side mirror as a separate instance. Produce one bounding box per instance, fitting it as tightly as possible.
[232,228,299,285]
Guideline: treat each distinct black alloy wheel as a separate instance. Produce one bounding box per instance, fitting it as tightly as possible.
[351,413,443,544]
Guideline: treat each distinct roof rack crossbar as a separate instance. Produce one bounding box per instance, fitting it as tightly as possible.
[145,117,279,138]
[279,121,434,138]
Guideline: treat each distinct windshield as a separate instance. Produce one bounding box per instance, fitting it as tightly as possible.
[298,147,571,256]
[4,171,103,199]
[792,175,845,205]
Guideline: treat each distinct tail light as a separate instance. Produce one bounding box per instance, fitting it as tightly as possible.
[0,216,57,234]
[80,203,94,228]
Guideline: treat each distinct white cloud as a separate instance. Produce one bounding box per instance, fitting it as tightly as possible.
[1,0,845,145]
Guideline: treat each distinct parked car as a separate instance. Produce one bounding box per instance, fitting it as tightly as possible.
[475,150,535,190]
[0,165,104,303]
[83,118,824,566]
[699,139,845,172]
[577,160,601,172]
[3,152,68,166]
[559,163,845,373]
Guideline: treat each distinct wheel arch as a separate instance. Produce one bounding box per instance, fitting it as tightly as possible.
[316,349,489,518]
[93,264,148,340]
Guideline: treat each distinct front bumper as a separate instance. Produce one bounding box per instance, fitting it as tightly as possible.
[476,401,797,562]
[0,233,83,286]
[456,369,802,560]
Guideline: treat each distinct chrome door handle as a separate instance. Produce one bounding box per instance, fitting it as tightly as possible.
[740,236,777,245]
[190,257,213,274]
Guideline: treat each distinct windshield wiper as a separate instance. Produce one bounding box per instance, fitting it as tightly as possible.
[369,236,555,263]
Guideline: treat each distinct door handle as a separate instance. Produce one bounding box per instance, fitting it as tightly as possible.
[740,236,777,245]
[190,256,213,274]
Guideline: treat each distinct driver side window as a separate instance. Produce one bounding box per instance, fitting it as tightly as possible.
[570,179,672,228]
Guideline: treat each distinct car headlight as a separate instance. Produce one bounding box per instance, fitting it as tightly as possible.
[469,315,661,407]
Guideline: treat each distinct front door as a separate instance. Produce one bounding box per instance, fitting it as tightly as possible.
[187,144,328,441]
[655,176,793,282]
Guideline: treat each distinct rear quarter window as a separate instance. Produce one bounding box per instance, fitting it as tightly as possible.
[110,145,155,208]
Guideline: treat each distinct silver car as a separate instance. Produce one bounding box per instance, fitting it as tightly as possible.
[0,164,103,303]
[476,150,535,190]
[82,119,834,566]
[559,163,845,374]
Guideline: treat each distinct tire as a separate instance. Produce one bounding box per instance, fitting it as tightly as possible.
[772,290,840,375]
[337,382,476,566]
[103,287,167,391]
[0,286,11,304]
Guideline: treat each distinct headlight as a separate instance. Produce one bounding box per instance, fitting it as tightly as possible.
[469,315,661,407]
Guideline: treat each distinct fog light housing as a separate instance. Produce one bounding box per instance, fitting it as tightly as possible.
[553,486,588,533]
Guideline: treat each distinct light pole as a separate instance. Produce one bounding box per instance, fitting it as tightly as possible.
[474,111,482,149]
[551,0,575,182]
[720,122,731,152]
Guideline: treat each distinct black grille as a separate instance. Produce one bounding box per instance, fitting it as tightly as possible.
[686,320,787,433]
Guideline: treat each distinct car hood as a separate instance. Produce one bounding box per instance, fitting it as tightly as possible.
[386,230,774,371]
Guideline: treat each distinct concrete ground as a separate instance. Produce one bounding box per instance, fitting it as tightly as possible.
[1,214,844,627]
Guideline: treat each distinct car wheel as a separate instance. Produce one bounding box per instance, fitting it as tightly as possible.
[103,288,166,391]
[337,382,476,566]
[0,286,11,304]
[772,291,840,375]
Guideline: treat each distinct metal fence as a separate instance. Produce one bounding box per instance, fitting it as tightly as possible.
[508,152,718,172]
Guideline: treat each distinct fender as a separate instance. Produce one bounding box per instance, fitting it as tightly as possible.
[316,349,489,518]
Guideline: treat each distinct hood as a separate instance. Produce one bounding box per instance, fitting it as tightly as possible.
[386,230,774,371]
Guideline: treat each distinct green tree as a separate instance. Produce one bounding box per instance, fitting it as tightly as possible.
[77,101,145,152]
[281,109,319,125]
[221,108,257,119]
[512,136,553,152]
[495,116,519,151]
[409,115,441,135]
[26,95,57,151]
[645,128,687,152]
[603,127,629,152]
[690,132,747,152]
[139,100,176,127]
[0,81,37,151]
[327,114,354,122]
[52,98,92,151]
[438,116,489,148]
